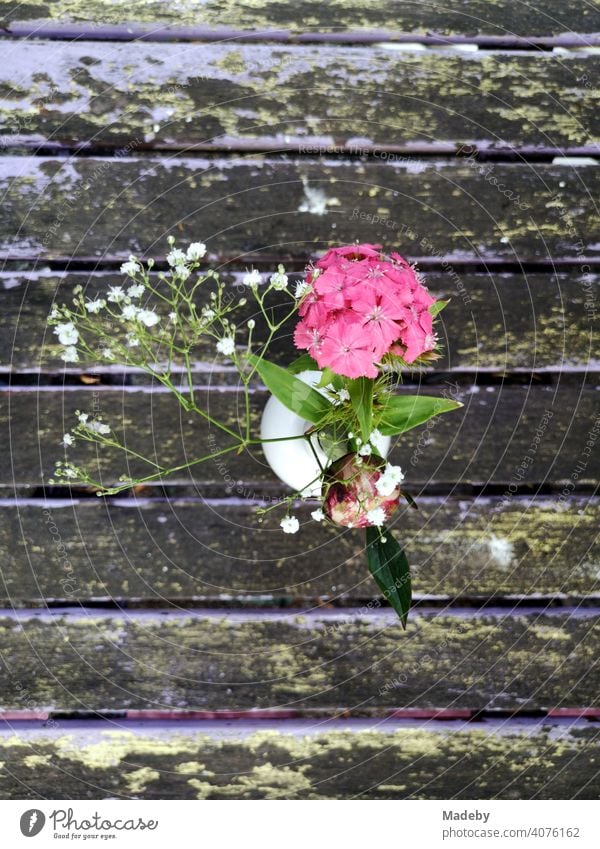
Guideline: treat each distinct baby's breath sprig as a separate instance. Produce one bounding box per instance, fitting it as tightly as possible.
[47,238,301,495]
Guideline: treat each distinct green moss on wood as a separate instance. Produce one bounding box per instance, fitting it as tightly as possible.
[1,158,598,261]
[0,613,596,711]
[1,1,598,36]
[0,497,598,603]
[0,44,597,147]
[0,725,598,799]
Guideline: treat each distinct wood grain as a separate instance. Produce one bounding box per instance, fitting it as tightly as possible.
[1,43,597,150]
[0,0,598,38]
[1,270,596,373]
[0,611,597,711]
[1,157,598,262]
[1,381,597,488]
[1,496,597,604]
[0,722,598,799]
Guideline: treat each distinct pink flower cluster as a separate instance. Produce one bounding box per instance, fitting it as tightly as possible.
[294,244,437,379]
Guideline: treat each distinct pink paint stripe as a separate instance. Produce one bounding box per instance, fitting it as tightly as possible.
[548,708,600,718]
[0,711,50,721]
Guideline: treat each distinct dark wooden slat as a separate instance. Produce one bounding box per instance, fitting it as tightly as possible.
[0,722,598,799]
[1,157,599,262]
[0,1,599,38]
[0,611,597,711]
[1,270,595,373]
[1,497,598,604]
[0,43,598,150]
[1,381,597,488]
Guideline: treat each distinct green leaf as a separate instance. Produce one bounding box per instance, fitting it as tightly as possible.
[429,299,450,317]
[375,394,462,436]
[348,377,374,443]
[403,490,419,510]
[317,367,337,388]
[249,355,332,425]
[287,353,319,375]
[366,527,411,628]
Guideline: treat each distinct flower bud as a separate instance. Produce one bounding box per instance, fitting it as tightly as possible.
[322,453,401,528]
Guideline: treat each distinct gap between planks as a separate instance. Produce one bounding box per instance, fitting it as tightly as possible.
[0,606,598,622]
[1,24,599,49]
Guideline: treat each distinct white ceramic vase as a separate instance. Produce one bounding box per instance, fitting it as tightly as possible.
[260,370,391,497]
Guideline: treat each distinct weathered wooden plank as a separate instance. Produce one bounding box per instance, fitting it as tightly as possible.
[1,497,598,604]
[0,1,598,38]
[0,381,597,488]
[2,270,596,372]
[0,611,597,711]
[0,722,598,799]
[1,157,598,261]
[1,43,597,150]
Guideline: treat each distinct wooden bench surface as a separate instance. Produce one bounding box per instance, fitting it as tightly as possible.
[0,1,598,800]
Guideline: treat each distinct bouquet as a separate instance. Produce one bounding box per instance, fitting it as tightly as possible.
[48,241,461,626]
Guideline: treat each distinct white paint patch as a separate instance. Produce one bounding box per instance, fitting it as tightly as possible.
[298,177,329,216]
[488,534,515,568]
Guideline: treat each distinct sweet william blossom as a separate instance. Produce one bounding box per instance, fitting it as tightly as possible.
[294,244,438,376]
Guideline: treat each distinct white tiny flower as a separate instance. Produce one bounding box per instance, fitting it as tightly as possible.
[107,285,126,303]
[366,507,386,527]
[137,309,160,327]
[100,348,115,360]
[186,242,206,261]
[62,433,74,447]
[85,298,106,314]
[174,264,191,281]
[120,258,140,277]
[310,509,325,523]
[369,428,387,455]
[88,421,110,435]
[280,515,300,534]
[202,306,216,321]
[62,466,78,479]
[121,304,140,321]
[216,336,235,356]
[247,319,256,329]
[126,333,140,347]
[384,464,405,485]
[49,307,61,321]
[168,311,177,322]
[348,432,354,439]
[338,388,350,402]
[61,346,79,362]
[127,283,145,298]
[269,271,288,291]
[54,321,79,346]
[242,269,262,287]
[295,281,309,299]
[166,248,186,267]
[375,464,404,497]
[77,412,89,423]
[359,443,372,456]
